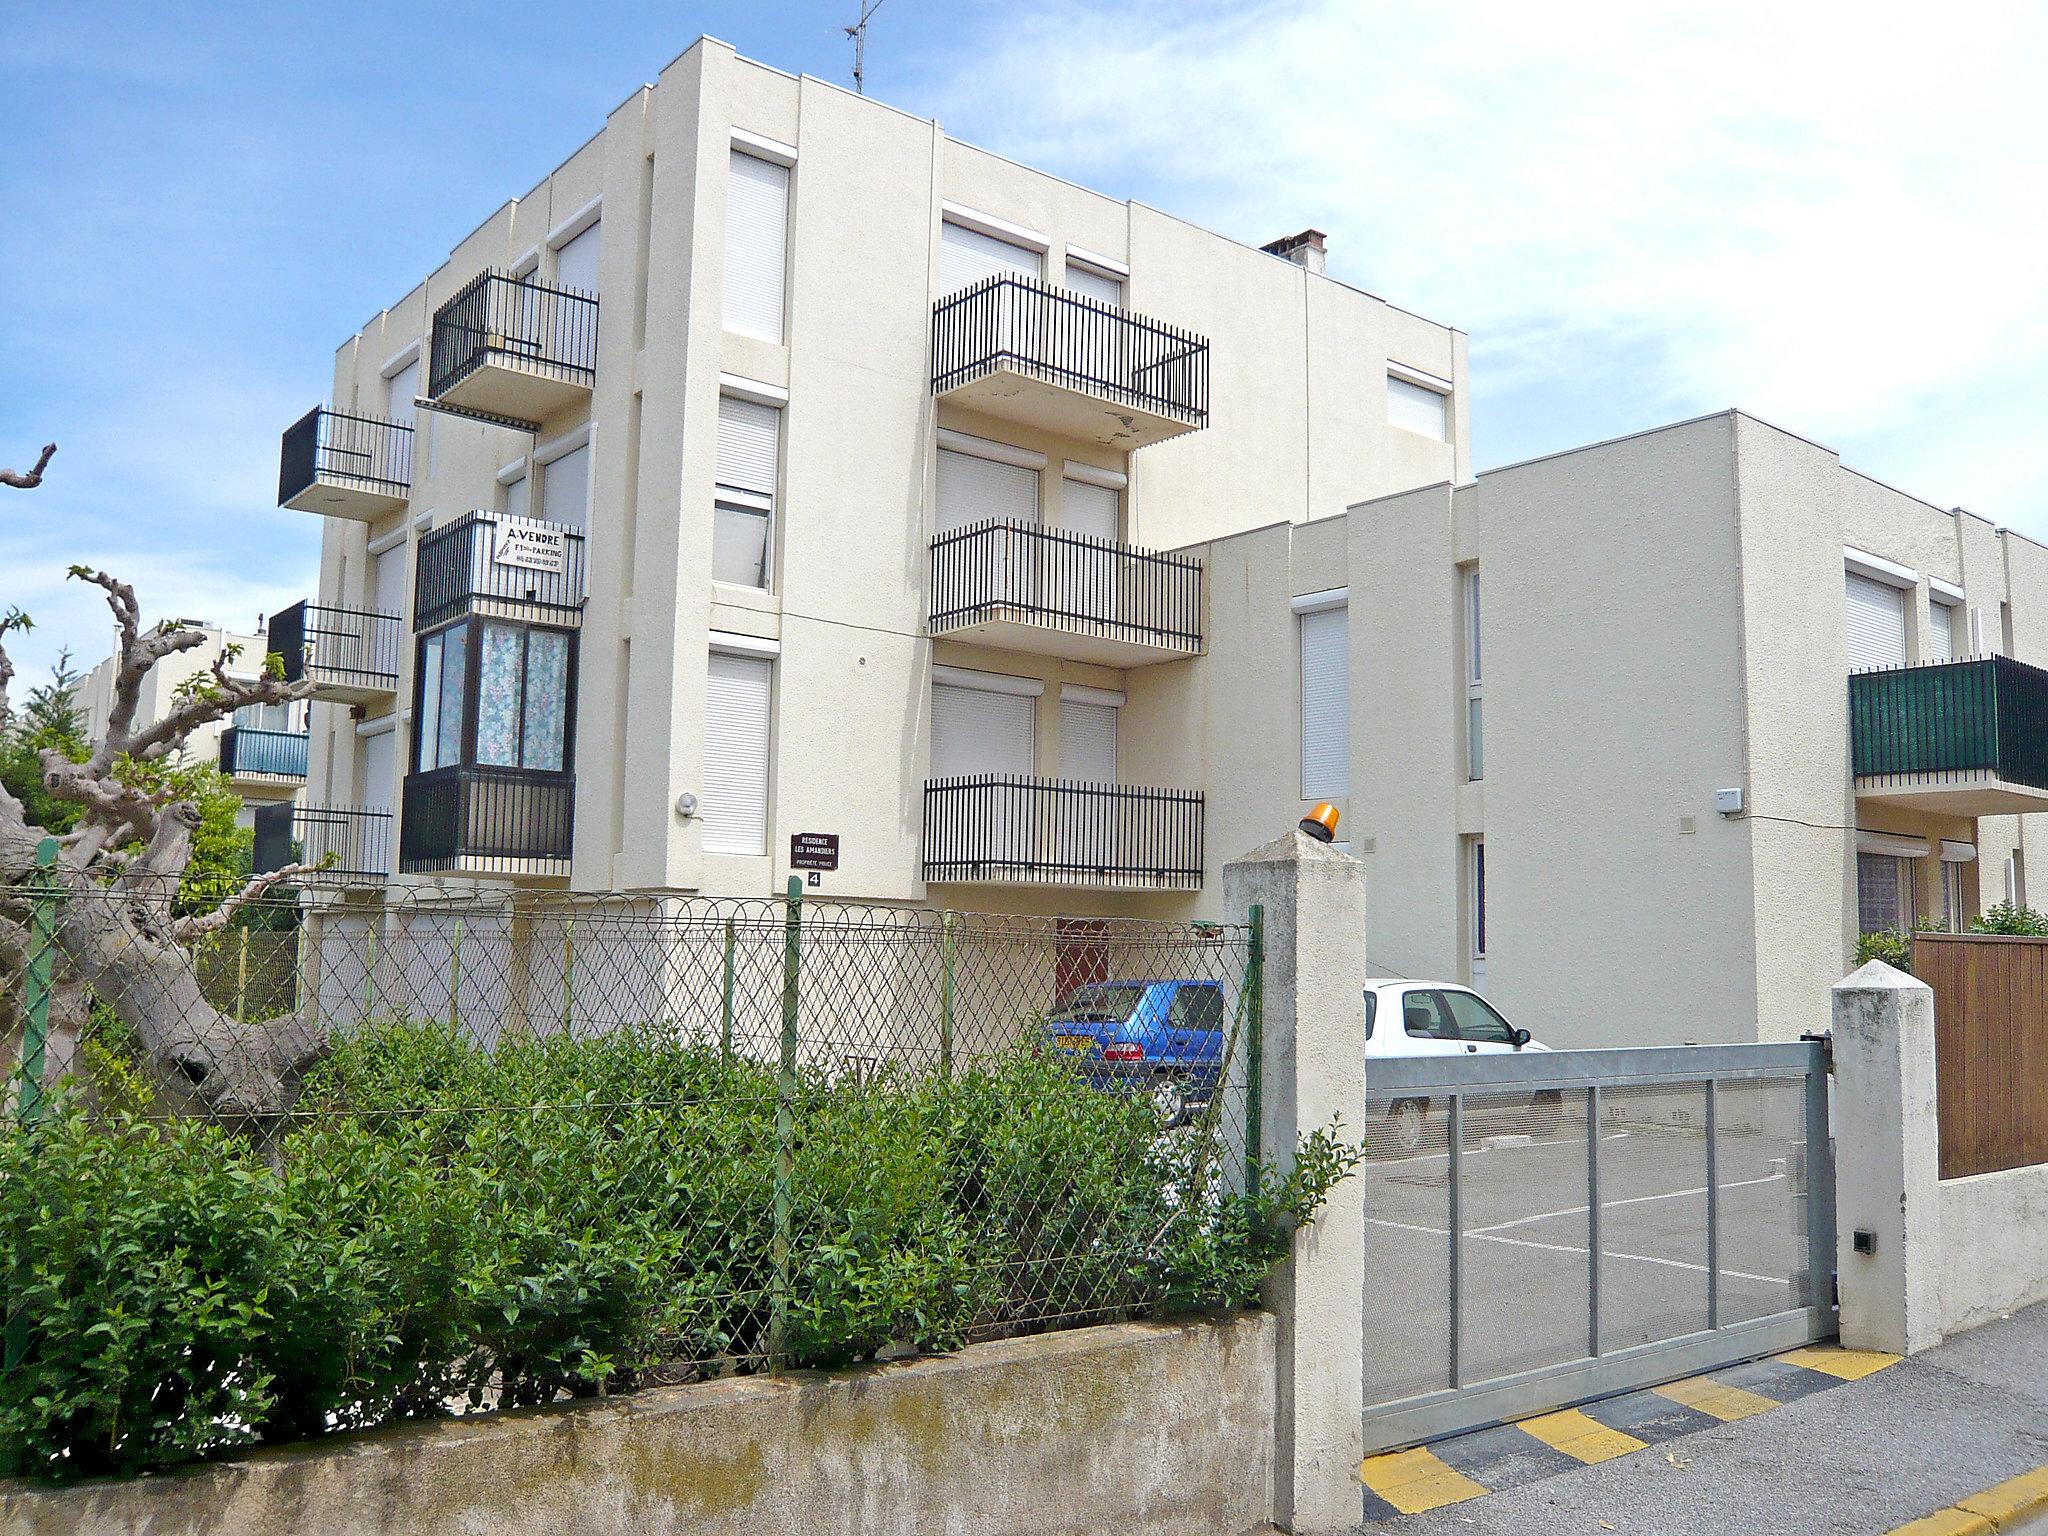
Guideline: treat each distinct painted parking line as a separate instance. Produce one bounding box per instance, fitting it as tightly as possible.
[1365,1215,1796,1287]
[1359,1345,1904,1525]
[1886,1464,2048,1536]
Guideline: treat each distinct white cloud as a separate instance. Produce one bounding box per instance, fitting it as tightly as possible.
[928,0,2048,526]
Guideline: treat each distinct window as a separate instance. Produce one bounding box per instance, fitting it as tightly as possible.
[476,622,570,771]
[940,219,1041,294]
[553,217,601,295]
[235,700,297,733]
[714,396,780,588]
[541,442,590,530]
[361,725,397,819]
[1465,568,1483,782]
[1442,990,1516,1045]
[931,673,1037,777]
[1471,838,1487,962]
[1402,990,1455,1040]
[1058,694,1118,783]
[415,626,468,771]
[503,471,530,521]
[1846,572,1908,670]
[723,150,790,342]
[371,542,406,618]
[414,621,572,775]
[936,443,1040,533]
[1929,598,1961,663]
[702,650,772,855]
[1063,263,1122,307]
[385,357,420,430]
[1387,373,1449,441]
[1061,475,1119,542]
[1169,985,1226,1033]
[1942,856,1965,934]
[1364,991,1377,1039]
[1857,851,1916,933]
[1299,603,1350,798]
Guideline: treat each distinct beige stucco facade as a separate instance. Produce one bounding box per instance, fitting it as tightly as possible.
[291,35,1467,914]
[1172,411,2048,1048]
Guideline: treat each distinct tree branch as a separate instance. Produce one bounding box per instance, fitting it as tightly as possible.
[170,863,319,942]
[0,443,55,490]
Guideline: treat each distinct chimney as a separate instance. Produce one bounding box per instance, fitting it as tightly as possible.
[1262,228,1327,275]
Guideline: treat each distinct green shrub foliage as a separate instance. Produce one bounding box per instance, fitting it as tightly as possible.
[1,1023,1357,1481]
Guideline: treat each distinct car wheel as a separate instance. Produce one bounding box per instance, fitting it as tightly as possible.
[1150,1076,1188,1130]
[1386,1097,1427,1156]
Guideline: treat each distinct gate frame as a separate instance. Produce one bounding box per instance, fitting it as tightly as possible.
[1360,1040,1836,1454]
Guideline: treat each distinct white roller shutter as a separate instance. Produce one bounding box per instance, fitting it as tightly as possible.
[541,443,590,530]
[361,727,396,817]
[703,652,772,855]
[716,397,780,496]
[1387,374,1448,441]
[723,151,789,342]
[1058,698,1117,783]
[1846,573,1908,670]
[1928,601,1959,664]
[554,219,601,295]
[385,358,419,429]
[1300,606,1351,798]
[1063,264,1122,307]
[1061,478,1119,542]
[372,544,407,617]
[936,447,1038,533]
[931,681,1035,778]
[941,221,1041,294]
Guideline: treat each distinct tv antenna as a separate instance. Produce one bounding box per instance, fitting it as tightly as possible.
[845,0,887,95]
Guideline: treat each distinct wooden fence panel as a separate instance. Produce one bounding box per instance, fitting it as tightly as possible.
[1912,932,2048,1179]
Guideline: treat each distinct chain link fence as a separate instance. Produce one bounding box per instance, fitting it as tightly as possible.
[4,869,1278,1479]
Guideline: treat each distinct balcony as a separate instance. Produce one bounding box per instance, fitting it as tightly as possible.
[218,727,308,794]
[277,406,412,520]
[400,766,573,879]
[1851,655,2048,816]
[923,775,1204,891]
[253,802,393,886]
[270,601,401,703]
[414,511,586,630]
[929,519,1203,666]
[931,275,1209,450]
[428,270,597,423]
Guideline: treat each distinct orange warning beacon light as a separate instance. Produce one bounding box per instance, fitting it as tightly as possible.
[1299,802,1339,843]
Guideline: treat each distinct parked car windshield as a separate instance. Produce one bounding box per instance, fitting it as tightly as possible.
[1441,989,1517,1045]
[1050,983,1148,1024]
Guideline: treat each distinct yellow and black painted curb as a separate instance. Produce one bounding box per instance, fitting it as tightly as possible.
[1884,1465,2048,1535]
[1359,1343,1900,1521]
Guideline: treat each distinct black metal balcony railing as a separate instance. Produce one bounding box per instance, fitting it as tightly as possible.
[400,766,574,873]
[414,511,587,630]
[1851,654,2048,792]
[277,406,413,505]
[923,775,1204,890]
[929,518,1204,652]
[218,727,308,781]
[931,274,1210,430]
[429,270,598,399]
[254,803,393,883]
[270,601,402,694]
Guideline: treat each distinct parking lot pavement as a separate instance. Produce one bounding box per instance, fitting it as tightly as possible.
[1352,1301,2048,1535]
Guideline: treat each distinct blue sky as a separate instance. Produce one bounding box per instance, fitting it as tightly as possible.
[5,1,2044,686]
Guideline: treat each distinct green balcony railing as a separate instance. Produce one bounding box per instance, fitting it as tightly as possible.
[1850,655,2048,792]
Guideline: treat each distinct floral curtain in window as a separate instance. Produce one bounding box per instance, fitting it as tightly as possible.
[434,627,468,771]
[522,630,569,771]
[476,622,525,767]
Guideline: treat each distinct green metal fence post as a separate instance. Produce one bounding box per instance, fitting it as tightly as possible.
[14,837,58,1130]
[561,917,575,1034]
[721,918,736,1058]
[1244,903,1264,1189]
[448,917,464,1035]
[939,910,955,1077]
[770,877,801,1366]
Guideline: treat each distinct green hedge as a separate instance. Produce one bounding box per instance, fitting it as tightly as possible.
[1,1023,1356,1482]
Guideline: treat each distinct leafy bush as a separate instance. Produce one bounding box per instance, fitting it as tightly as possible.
[1855,928,1914,972]
[1971,899,2048,936]
[1,1023,1356,1481]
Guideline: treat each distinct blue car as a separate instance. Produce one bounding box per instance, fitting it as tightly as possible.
[1041,979,1229,1127]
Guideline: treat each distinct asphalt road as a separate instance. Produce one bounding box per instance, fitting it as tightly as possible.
[1355,1300,2048,1535]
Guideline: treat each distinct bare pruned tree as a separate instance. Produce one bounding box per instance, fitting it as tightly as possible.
[2,444,328,1120]
[1,442,57,490]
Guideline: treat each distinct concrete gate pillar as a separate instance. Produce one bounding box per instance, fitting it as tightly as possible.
[1224,830,1369,1534]
[1831,959,1944,1354]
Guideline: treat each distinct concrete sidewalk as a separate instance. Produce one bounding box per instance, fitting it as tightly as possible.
[1358,1302,2048,1535]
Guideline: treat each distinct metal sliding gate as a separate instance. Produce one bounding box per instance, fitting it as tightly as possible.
[1360,1041,1835,1453]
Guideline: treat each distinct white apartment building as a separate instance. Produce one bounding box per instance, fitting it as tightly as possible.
[73,626,308,829]
[276,35,1467,912]
[1172,410,2048,1046]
